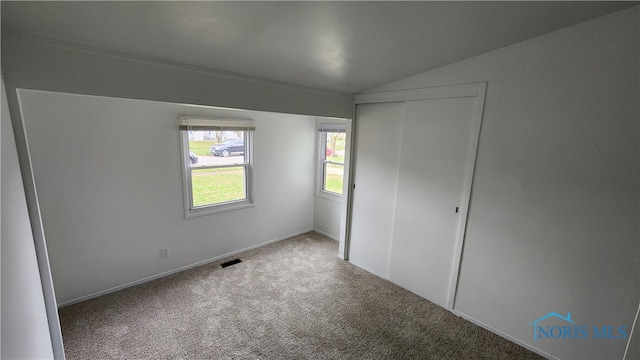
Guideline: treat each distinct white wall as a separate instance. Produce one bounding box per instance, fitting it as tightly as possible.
[18,90,317,305]
[363,7,639,360]
[1,35,353,120]
[313,197,341,240]
[1,81,54,359]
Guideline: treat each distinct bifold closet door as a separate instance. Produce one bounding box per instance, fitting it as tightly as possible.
[388,97,476,308]
[348,102,404,278]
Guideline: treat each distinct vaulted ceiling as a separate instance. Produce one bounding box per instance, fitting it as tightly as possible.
[2,1,636,94]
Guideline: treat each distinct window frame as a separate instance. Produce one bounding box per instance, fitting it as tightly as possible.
[317,125,346,199]
[179,117,255,218]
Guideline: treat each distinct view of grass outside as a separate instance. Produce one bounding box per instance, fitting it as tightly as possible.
[189,140,217,156]
[327,133,346,153]
[191,167,245,207]
[324,163,344,194]
[188,131,247,206]
[323,132,346,195]
[188,130,346,205]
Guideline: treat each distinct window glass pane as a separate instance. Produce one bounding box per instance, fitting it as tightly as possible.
[191,166,246,207]
[325,132,345,164]
[323,163,344,195]
[188,130,246,167]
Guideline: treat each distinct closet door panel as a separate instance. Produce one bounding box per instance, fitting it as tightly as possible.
[389,97,476,307]
[348,102,404,279]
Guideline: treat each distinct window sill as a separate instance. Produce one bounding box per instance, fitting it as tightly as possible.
[185,201,254,219]
[316,190,343,203]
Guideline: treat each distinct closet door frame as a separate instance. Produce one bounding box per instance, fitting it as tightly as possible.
[348,82,487,310]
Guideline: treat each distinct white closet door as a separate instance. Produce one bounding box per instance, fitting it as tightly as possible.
[348,102,404,279]
[388,97,477,308]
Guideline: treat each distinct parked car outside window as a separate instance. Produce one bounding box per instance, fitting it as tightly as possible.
[210,138,245,157]
[189,151,198,164]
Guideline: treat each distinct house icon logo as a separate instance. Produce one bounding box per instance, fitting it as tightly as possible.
[529,312,627,342]
[529,312,576,342]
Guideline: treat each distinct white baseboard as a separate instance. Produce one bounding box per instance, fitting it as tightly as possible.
[57,228,313,308]
[313,228,339,241]
[452,310,557,360]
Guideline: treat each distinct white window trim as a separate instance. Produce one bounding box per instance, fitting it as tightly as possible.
[179,117,255,218]
[317,124,346,201]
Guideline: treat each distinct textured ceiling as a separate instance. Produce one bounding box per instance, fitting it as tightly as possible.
[2,1,636,93]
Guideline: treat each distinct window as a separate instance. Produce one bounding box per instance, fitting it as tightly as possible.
[179,116,255,217]
[318,125,346,196]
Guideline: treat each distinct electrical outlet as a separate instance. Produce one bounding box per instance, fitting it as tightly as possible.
[160,248,169,258]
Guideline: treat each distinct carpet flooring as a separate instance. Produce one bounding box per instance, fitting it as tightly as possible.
[59,232,543,359]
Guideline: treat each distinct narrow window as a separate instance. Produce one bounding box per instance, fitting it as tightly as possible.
[179,117,255,217]
[318,125,346,196]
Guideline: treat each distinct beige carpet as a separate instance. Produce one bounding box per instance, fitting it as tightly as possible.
[59,232,543,359]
